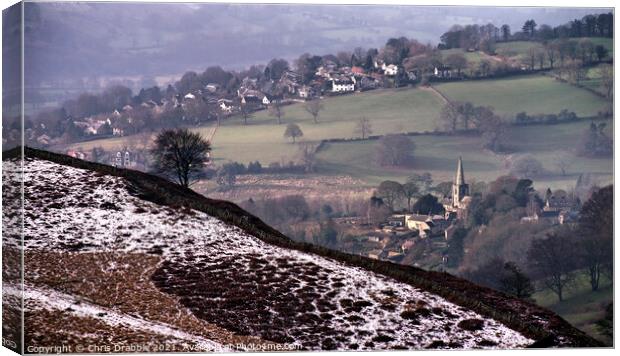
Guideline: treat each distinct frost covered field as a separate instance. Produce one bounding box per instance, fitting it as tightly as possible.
[3,158,534,350]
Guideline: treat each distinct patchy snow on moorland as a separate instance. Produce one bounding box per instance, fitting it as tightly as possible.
[4,158,534,350]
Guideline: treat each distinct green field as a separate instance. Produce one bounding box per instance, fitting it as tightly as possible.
[204,87,446,164]
[434,74,608,117]
[496,38,614,63]
[67,87,447,164]
[533,273,613,345]
[496,41,544,63]
[62,73,612,190]
[439,48,486,65]
[315,120,613,189]
[227,87,444,130]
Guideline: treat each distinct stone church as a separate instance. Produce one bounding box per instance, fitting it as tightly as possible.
[444,157,471,220]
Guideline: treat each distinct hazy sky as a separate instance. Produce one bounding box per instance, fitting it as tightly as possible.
[11,2,614,87]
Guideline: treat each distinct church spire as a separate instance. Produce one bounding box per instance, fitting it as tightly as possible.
[455,156,465,185]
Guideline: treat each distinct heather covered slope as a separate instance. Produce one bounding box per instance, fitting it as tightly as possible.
[2,147,603,350]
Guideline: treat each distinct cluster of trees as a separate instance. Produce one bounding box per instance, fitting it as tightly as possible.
[514,109,579,125]
[240,195,344,246]
[440,12,613,51]
[440,23,500,53]
[439,102,506,152]
[375,134,415,167]
[528,185,613,301]
[454,173,612,304]
[464,259,535,300]
[578,122,613,157]
[62,85,134,118]
[373,173,435,213]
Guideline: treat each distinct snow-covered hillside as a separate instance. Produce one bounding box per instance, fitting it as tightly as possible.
[3,157,536,350]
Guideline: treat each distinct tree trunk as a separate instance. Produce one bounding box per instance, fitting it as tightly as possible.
[590,265,600,291]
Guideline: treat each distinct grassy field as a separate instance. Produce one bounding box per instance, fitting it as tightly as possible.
[434,74,608,117]
[61,73,612,189]
[533,273,613,345]
[439,48,486,64]
[226,87,444,130]
[496,41,544,65]
[67,87,446,164]
[315,120,613,189]
[496,38,614,64]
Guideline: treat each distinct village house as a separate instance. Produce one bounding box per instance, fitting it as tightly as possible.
[434,65,453,78]
[403,214,447,238]
[358,76,379,91]
[521,189,580,225]
[298,85,316,99]
[113,149,134,168]
[205,83,220,93]
[331,77,356,93]
[383,63,399,76]
[218,98,235,113]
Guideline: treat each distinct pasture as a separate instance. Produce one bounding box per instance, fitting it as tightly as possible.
[433,74,608,117]
[61,73,612,190]
[225,86,444,130]
[315,120,613,189]
[439,48,486,64]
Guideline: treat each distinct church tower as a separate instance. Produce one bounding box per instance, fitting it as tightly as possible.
[451,156,470,208]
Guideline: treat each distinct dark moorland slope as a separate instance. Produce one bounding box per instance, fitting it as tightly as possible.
[2,146,603,349]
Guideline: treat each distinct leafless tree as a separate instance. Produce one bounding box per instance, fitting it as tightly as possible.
[269,100,285,125]
[545,43,557,69]
[402,181,420,212]
[536,49,546,69]
[304,99,324,124]
[577,185,613,291]
[150,129,211,187]
[528,230,578,302]
[553,152,572,176]
[298,143,318,173]
[354,117,373,139]
[598,64,613,99]
[376,134,414,167]
[376,180,404,211]
[240,104,253,125]
[439,103,459,133]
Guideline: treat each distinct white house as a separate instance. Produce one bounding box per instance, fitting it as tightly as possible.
[331,78,355,93]
[383,63,399,76]
[218,99,234,113]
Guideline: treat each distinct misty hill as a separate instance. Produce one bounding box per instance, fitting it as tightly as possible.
[2,147,602,351]
[18,2,610,85]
